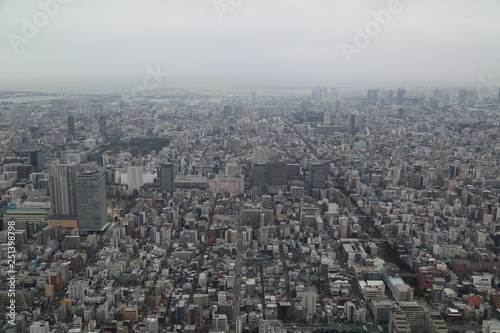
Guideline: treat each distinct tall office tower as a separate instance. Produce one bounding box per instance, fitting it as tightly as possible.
[29,150,45,172]
[311,86,319,100]
[302,289,317,317]
[349,114,358,135]
[159,163,176,193]
[253,147,268,163]
[77,171,107,232]
[223,105,233,117]
[251,163,267,193]
[367,89,378,103]
[323,112,331,126]
[49,161,80,216]
[387,90,394,105]
[396,89,407,105]
[443,93,450,106]
[127,166,144,193]
[99,115,107,139]
[458,89,477,105]
[67,115,75,137]
[266,161,287,187]
[309,163,326,190]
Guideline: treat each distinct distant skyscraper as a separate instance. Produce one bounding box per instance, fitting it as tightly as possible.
[49,161,79,216]
[309,163,326,190]
[367,89,378,103]
[458,89,477,105]
[396,89,406,105]
[323,112,331,126]
[159,163,176,193]
[99,115,107,139]
[67,115,75,137]
[29,150,45,172]
[443,93,450,106]
[312,86,329,101]
[252,163,267,193]
[349,114,358,135]
[387,90,394,105]
[267,161,287,187]
[127,166,144,193]
[497,89,500,103]
[77,171,107,232]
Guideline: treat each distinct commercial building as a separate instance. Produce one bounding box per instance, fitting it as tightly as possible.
[77,171,107,233]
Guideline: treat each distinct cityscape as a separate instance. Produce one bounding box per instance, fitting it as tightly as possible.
[2,1,500,333]
[1,85,500,333]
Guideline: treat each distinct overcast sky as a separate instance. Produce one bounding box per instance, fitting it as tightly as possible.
[1,0,499,93]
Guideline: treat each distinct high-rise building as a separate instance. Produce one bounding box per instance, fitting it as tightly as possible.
[396,89,407,105]
[290,186,305,198]
[123,307,139,323]
[458,89,477,105]
[498,89,500,104]
[345,301,356,323]
[443,93,450,106]
[302,289,317,317]
[17,165,33,179]
[30,172,48,189]
[323,112,331,126]
[252,163,267,193]
[68,115,75,137]
[159,163,176,193]
[127,166,144,193]
[49,161,79,216]
[371,300,393,324]
[212,314,228,331]
[68,280,86,300]
[349,114,358,135]
[77,171,107,232]
[186,304,202,329]
[99,114,107,139]
[309,163,326,190]
[267,161,287,187]
[367,89,378,103]
[30,150,45,172]
[145,316,159,333]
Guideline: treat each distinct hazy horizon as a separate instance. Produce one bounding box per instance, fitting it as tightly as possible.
[1,0,499,95]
